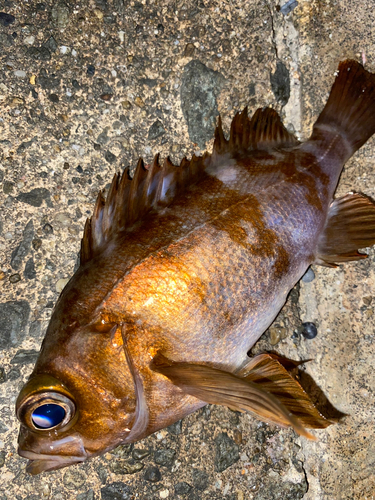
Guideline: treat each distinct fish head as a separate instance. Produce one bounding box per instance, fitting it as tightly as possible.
[15,253,204,474]
[15,280,145,474]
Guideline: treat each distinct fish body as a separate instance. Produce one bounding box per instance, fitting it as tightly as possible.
[16,60,375,474]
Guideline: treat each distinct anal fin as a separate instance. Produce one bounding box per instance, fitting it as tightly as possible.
[152,353,333,439]
[316,192,375,266]
[236,354,332,429]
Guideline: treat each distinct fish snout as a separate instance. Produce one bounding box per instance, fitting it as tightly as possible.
[18,426,88,474]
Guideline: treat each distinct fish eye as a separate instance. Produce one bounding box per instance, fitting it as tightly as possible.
[17,390,76,432]
[31,403,66,429]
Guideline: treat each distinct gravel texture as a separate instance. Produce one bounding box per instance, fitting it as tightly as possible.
[1,0,375,499]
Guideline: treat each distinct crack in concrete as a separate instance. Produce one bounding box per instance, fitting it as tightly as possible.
[265,0,279,60]
[265,0,302,136]
[300,458,310,496]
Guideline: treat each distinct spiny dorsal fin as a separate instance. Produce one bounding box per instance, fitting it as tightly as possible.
[214,107,299,155]
[80,152,211,265]
[316,192,375,267]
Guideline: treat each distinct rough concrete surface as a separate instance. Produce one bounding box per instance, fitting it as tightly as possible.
[0,0,374,499]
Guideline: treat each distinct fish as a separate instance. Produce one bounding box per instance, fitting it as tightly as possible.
[16,59,375,475]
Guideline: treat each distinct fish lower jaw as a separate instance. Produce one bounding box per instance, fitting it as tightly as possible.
[18,448,87,475]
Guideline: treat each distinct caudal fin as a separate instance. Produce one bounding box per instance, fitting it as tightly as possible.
[314,60,375,154]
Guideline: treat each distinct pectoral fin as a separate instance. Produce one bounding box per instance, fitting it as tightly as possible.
[316,193,375,267]
[152,353,333,439]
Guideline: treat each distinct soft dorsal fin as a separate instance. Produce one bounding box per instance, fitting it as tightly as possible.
[80,152,210,264]
[214,107,299,155]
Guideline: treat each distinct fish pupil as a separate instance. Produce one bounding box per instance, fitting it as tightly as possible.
[31,404,66,429]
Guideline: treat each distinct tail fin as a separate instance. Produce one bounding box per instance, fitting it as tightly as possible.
[313,60,375,154]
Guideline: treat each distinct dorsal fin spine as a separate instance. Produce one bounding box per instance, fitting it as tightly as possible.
[213,116,228,155]
[128,159,147,225]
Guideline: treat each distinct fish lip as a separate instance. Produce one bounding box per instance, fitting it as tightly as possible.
[18,448,87,474]
[17,426,89,472]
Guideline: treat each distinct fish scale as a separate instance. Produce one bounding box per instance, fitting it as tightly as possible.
[15,59,375,474]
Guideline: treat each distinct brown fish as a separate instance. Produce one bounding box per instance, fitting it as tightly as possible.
[16,60,375,474]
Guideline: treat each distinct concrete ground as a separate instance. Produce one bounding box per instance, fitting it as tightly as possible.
[0,0,374,498]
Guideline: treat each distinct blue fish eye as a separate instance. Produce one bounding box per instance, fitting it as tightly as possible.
[31,404,66,429]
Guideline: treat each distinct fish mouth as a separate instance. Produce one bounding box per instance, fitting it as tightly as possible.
[17,433,88,475]
[18,448,87,475]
